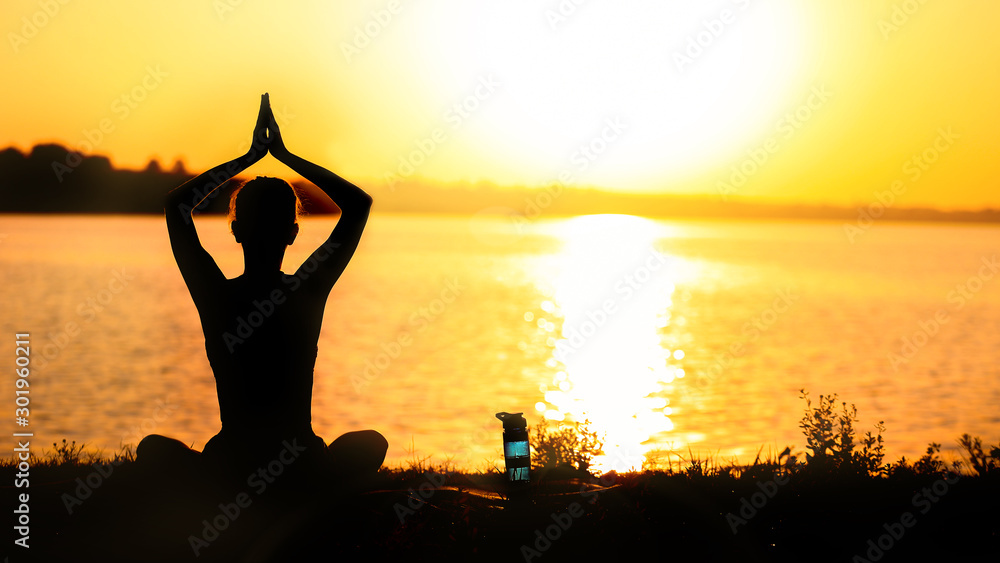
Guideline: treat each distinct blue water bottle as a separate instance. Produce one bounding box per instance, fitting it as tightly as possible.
[496,412,530,486]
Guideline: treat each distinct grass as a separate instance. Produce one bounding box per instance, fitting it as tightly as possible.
[3,390,998,562]
[10,391,994,480]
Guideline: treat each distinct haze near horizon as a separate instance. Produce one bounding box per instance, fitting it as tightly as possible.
[2,1,999,210]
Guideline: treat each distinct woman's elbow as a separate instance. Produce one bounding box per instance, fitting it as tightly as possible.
[353,188,373,207]
[164,196,188,219]
[346,193,373,213]
[165,188,188,211]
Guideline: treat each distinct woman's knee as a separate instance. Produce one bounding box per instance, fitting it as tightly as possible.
[136,434,198,465]
[330,430,387,452]
[328,430,388,473]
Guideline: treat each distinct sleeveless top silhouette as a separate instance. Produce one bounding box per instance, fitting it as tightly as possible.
[201,273,324,439]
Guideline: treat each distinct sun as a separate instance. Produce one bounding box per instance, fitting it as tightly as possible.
[408,1,816,190]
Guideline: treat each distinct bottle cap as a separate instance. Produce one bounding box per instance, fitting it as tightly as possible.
[495,412,526,429]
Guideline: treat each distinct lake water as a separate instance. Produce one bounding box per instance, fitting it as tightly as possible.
[1,213,998,472]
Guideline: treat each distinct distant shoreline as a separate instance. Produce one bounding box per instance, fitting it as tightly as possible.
[2,144,998,223]
[3,209,1000,226]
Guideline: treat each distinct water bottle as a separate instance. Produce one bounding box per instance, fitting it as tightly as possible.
[495,411,530,486]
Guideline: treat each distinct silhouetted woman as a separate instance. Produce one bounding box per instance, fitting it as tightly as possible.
[140,94,386,488]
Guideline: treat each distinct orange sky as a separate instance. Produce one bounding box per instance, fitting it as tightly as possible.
[2,1,999,209]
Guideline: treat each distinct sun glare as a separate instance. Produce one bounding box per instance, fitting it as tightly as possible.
[533,215,700,472]
[416,1,814,189]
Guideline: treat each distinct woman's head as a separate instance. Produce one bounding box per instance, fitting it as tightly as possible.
[229,176,303,245]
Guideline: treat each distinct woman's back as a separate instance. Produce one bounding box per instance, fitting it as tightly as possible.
[201,273,326,438]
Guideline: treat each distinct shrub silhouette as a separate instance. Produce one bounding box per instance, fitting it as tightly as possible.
[531,418,604,474]
[48,439,88,466]
[957,433,1000,476]
[798,390,886,476]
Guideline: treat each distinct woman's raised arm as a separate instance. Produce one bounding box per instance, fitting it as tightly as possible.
[265,98,373,294]
[164,94,270,301]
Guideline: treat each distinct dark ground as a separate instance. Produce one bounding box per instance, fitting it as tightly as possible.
[3,460,998,563]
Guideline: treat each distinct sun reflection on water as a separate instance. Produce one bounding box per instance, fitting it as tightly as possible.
[531,215,699,472]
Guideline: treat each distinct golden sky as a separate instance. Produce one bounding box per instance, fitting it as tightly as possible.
[2,0,998,209]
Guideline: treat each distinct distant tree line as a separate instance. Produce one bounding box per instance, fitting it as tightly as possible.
[2,144,999,223]
[0,144,200,213]
[0,144,339,215]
